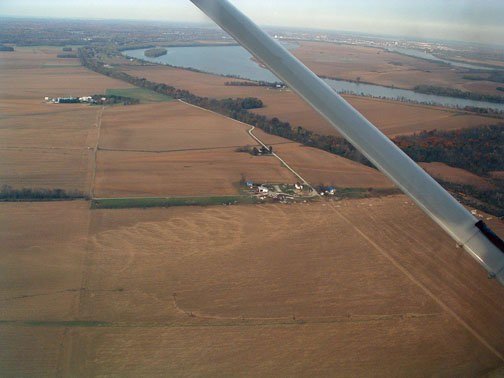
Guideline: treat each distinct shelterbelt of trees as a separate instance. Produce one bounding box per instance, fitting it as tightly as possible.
[0,185,85,201]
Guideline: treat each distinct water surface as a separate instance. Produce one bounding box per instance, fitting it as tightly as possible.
[386,47,494,71]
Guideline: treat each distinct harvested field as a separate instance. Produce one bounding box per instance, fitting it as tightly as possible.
[273,143,394,188]
[0,103,98,194]
[419,162,494,190]
[94,148,296,197]
[0,201,90,319]
[0,149,91,192]
[253,93,499,137]
[99,101,256,151]
[1,197,503,376]
[344,96,499,137]
[0,107,97,149]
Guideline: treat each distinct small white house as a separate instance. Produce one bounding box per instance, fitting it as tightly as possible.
[258,186,269,193]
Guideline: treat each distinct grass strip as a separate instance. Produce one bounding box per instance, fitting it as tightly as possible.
[91,195,257,209]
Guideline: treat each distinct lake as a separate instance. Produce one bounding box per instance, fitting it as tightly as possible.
[123,45,504,112]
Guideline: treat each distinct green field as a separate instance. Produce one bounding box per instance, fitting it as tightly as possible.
[91,195,257,209]
[105,88,174,103]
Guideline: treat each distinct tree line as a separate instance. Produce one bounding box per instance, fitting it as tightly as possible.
[0,185,85,201]
[91,94,140,105]
[413,85,504,104]
[225,80,284,88]
[57,53,78,58]
[392,125,504,176]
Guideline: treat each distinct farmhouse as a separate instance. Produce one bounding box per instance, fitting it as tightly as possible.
[258,185,269,193]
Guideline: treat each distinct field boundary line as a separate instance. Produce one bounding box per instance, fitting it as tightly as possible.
[89,106,103,199]
[0,146,84,151]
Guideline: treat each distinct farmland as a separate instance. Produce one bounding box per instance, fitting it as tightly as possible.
[419,162,495,190]
[93,148,297,197]
[272,143,393,188]
[2,33,504,377]
[98,101,255,151]
[1,198,504,376]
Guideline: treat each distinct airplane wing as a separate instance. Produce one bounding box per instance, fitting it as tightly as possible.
[189,0,504,286]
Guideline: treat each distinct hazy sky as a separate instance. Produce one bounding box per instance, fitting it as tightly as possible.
[1,0,504,46]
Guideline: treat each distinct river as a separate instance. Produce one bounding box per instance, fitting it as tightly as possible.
[386,47,495,71]
[123,45,504,112]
